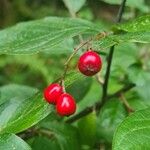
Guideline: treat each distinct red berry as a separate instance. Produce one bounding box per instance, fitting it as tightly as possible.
[44,83,63,104]
[78,50,102,76]
[56,93,76,116]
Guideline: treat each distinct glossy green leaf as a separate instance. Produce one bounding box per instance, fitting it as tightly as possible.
[93,15,150,50]
[0,91,52,134]
[43,38,74,54]
[93,32,150,50]
[0,17,100,55]
[0,84,38,105]
[0,72,87,134]
[97,100,126,143]
[113,15,150,32]
[63,0,86,14]
[0,133,31,150]
[113,108,150,150]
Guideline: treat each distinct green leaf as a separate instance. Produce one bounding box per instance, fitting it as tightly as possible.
[0,17,100,55]
[113,108,150,150]
[97,100,126,143]
[113,15,150,32]
[76,80,102,113]
[63,0,86,14]
[128,66,150,102]
[39,121,80,150]
[0,89,52,134]
[93,32,150,50]
[0,84,38,105]
[0,133,31,150]
[65,70,87,87]
[43,38,74,54]
[126,91,150,111]
[93,15,150,50]
[112,43,137,72]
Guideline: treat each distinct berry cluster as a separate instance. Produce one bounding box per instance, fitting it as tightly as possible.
[43,50,102,117]
[44,83,76,116]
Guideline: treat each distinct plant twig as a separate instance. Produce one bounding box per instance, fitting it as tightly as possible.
[95,73,104,85]
[62,38,92,80]
[102,46,114,100]
[66,83,135,123]
[116,0,127,22]
[120,93,134,113]
[100,0,127,109]
[62,30,109,81]
[18,127,54,140]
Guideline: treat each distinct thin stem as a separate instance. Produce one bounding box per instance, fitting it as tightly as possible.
[37,128,54,139]
[102,46,114,99]
[100,0,127,106]
[66,83,135,123]
[95,73,104,85]
[116,0,127,22]
[62,30,108,80]
[61,79,66,93]
[120,93,134,113]
[62,38,92,80]
[18,128,54,140]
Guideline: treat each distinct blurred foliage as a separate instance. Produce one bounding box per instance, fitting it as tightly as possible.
[0,0,150,150]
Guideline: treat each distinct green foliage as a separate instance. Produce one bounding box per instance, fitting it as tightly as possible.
[0,0,150,149]
[39,121,80,150]
[113,108,150,149]
[66,78,92,102]
[101,0,149,12]
[63,0,86,14]
[94,15,150,50]
[128,66,150,102]
[113,15,150,32]
[0,133,31,150]
[0,84,38,105]
[77,80,102,113]
[97,100,127,143]
[77,112,97,148]
[0,85,52,134]
[93,31,150,50]
[29,136,61,150]
[0,17,100,55]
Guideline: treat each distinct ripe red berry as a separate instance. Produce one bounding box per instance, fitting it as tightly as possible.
[56,93,76,116]
[78,50,102,76]
[44,83,63,104]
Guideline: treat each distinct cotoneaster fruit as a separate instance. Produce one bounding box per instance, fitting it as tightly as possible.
[56,93,76,116]
[78,50,102,76]
[44,83,63,104]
